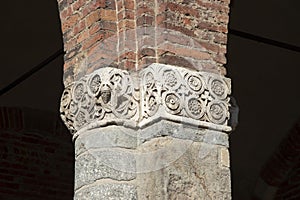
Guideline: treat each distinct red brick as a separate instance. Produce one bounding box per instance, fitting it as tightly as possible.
[76,29,89,43]
[162,22,196,37]
[158,54,193,69]
[214,53,227,64]
[57,0,231,82]
[137,5,155,16]
[157,32,192,47]
[214,33,227,44]
[196,40,226,53]
[138,57,156,67]
[125,10,135,20]
[136,15,154,26]
[100,21,117,31]
[159,43,211,60]
[62,13,80,33]
[196,0,230,13]
[139,48,156,58]
[105,0,116,10]
[120,60,136,70]
[100,9,117,21]
[166,3,200,18]
[89,23,101,35]
[72,19,85,36]
[59,6,73,22]
[137,36,155,48]
[85,10,101,28]
[197,21,228,33]
[81,1,103,18]
[119,19,135,30]
[120,51,137,60]
[117,0,124,11]
[72,0,85,11]
[82,33,104,51]
[124,0,135,9]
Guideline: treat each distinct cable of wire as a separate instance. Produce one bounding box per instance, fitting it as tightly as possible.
[0,49,64,96]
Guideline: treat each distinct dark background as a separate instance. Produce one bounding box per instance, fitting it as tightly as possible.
[1,0,300,199]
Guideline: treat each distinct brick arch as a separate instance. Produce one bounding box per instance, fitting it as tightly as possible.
[0,107,69,135]
[0,107,24,131]
[0,107,74,200]
[253,119,300,199]
[260,120,300,187]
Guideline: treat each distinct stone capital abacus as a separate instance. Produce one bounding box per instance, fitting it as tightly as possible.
[60,63,232,139]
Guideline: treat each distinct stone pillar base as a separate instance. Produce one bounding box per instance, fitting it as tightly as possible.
[74,120,231,199]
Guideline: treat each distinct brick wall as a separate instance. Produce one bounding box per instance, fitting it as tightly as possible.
[260,120,300,187]
[253,119,300,199]
[57,0,231,86]
[0,107,74,200]
[275,160,300,199]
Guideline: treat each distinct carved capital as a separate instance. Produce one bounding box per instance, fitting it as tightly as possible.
[60,64,232,137]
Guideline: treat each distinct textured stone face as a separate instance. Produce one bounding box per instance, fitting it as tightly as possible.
[74,183,138,200]
[73,120,231,199]
[136,142,231,199]
[60,63,231,136]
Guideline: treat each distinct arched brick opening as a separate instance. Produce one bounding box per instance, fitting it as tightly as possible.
[0,107,74,200]
[1,1,74,199]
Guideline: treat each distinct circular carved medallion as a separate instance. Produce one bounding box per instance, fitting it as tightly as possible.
[209,78,227,100]
[88,74,101,96]
[207,101,227,125]
[164,93,182,114]
[162,70,181,89]
[186,97,205,119]
[73,82,85,102]
[187,74,203,92]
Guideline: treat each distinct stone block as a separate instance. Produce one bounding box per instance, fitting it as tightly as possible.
[75,150,136,189]
[75,183,137,200]
[75,126,138,156]
[136,142,231,199]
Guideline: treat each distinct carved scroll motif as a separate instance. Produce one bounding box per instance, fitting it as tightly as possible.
[60,64,231,133]
[60,68,138,132]
[140,64,231,126]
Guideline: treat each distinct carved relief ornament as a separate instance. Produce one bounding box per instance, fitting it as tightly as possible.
[60,64,232,135]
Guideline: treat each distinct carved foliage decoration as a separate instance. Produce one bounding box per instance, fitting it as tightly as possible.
[60,68,138,132]
[140,64,231,126]
[61,64,231,133]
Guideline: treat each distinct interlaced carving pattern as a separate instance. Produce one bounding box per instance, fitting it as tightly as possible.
[60,64,231,133]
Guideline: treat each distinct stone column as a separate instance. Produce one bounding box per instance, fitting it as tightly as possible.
[57,0,232,199]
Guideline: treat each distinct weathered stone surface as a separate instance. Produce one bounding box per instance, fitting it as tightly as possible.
[75,120,228,155]
[203,129,229,147]
[219,147,230,168]
[75,126,138,157]
[73,121,231,198]
[136,136,194,174]
[60,63,232,137]
[74,183,137,200]
[138,120,204,144]
[136,142,231,199]
[74,120,229,173]
[75,150,136,190]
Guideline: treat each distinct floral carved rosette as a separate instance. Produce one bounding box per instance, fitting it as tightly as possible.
[60,67,138,132]
[140,64,231,127]
[60,85,76,133]
[61,64,231,133]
